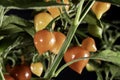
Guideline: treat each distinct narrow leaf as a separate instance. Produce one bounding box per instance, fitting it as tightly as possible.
[94,49,120,65]
[0,1,67,9]
[0,24,23,36]
[2,15,32,27]
[2,15,35,37]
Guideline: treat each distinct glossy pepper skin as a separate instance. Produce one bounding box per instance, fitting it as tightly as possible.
[4,74,15,80]
[34,12,55,31]
[64,37,97,74]
[91,1,111,19]
[9,64,31,80]
[47,0,69,18]
[30,62,43,77]
[34,29,66,55]
[34,30,56,54]
[64,46,90,74]
[81,37,97,52]
[49,31,66,54]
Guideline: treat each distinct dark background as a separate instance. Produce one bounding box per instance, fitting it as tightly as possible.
[55,59,97,80]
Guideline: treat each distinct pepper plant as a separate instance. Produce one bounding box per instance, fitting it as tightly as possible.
[0,0,120,80]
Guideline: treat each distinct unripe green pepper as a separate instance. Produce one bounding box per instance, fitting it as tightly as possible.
[88,24,103,38]
[86,63,95,71]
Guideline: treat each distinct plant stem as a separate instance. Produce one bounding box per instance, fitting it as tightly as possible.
[55,57,90,77]
[0,63,5,80]
[3,37,22,58]
[74,35,81,45]
[55,52,110,77]
[43,0,95,79]
[74,1,83,26]
[44,16,79,79]
[78,0,95,24]
[0,6,5,27]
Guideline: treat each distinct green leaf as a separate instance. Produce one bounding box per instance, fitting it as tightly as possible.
[0,35,19,56]
[0,24,23,36]
[94,49,120,65]
[0,63,4,80]
[108,64,120,80]
[0,36,4,41]
[1,15,35,37]
[2,15,32,28]
[0,1,67,9]
[96,72,103,80]
[84,11,98,25]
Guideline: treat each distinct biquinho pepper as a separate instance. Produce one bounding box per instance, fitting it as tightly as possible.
[64,37,97,74]
[91,1,111,19]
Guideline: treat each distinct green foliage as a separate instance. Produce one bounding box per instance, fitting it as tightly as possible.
[0,0,66,9]
[0,0,120,80]
[94,49,120,65]
[0,15,35,37]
